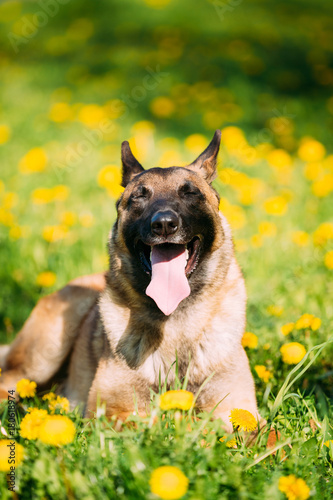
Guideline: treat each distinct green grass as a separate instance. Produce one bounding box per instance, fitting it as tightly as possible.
[0,0,333,497]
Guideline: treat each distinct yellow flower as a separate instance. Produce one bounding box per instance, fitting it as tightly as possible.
[303,161,324,181]
[20,409,48,440]
[221,126,246,151]
[78,104,106,128]
[150,96,175,118]
[149,466,188,500]
[0,440,24,472]
[280,343,306,365]
[281,322,295,336]
[324,440,333,448]
[313,222,333,246]
[258,221,277,238]
[324,250,333,270]
[36,271,56,288]
[295,313,320,330]
[229,409,257,432]
[31,187,54,204]
[278,475,310,500]
[266,149,292,168]
[250,234,263,248]
[254,365,272,383]
[19,147,48,174]
[292,231,309,247]
[312,173,333,198]
[60,211,77,227]
[49,102,73,123]
[97,164,123,198]
[267,305,284,317]
[159,390,194,411]
[42,392,56,402]
[0,124,11,145]
[219,436,237,448]
[263,196,288,216]
[241,332,258,349]
[42,225,68,242]
[48,395,70,414]
[9,225,30,240]
[311,317,321,331]
[38,415,76,446]
[52,185,70,201]
[298,138,326,162]
[184,134,208,155]
[16,379,37,398]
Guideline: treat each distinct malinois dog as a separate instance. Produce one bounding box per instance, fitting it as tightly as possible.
[0,130,259,432]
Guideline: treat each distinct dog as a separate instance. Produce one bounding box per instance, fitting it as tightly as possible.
[0,130,259,432]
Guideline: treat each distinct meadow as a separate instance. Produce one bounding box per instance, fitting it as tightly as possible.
[0,0,333,498]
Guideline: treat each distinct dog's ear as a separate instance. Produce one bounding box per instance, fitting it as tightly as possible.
[187,130,221,183]
[121,141,145,187]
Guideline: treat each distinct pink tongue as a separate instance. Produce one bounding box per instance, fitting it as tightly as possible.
[146,245,190,315]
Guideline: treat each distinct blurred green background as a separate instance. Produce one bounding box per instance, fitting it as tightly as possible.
[0,0,332,378]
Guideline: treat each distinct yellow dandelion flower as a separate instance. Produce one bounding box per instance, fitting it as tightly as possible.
[254,365,272,383]
[266,149,292,168]
[295,314,315,330]
[241,332,258,349]
[78,104,106,128]
[184,134,208,155]
[42,392,56,402]
[0,440,24,472]
[38,415,76,446]
[258,221,277,238]
[159,390,194,411]
[324,440,333,448]
[278,475,310,500]
[311,317,321,331]
[20,409,48,440]
[229,409,257,432]
[280,342,306,365]
[0,124,11,145]
[48,395,70,414]
[31,187,54,205]
[16,379,37,398]
[149,466,188,500]
[150,96,175,118]
[298,138,326,163]
[60,211,77,227]
[312,173,333,198]
[219,436,237,448]
[0,209,16,227]
[36,272,56,288]
[267,305,284,317]
[324,250,333,270]
[97,164,123,198]
[313,222,333,246]
[292,231,309,247]
[52,185,70,201]
[221,126,246,151]
[281,322,295,336]
[49,102,73,123]
[42,225,68,242]
[303,161,324,181]
[9,225,30,240]
[263,196,288,216]
[19,147,48,174]
[2,192,18,210]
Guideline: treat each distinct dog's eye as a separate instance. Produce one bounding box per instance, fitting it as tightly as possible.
[179,184,202,197]
[132,186,149,200]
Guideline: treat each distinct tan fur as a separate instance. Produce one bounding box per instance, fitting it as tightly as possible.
[0,133,260,432]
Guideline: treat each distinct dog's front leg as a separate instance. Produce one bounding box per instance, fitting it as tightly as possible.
[85,358,150,422]
[196,347,261,433]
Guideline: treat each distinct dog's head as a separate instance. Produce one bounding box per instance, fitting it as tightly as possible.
[110,130,230,315]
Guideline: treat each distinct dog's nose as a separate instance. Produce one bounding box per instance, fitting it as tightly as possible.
[151,210,179,237]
